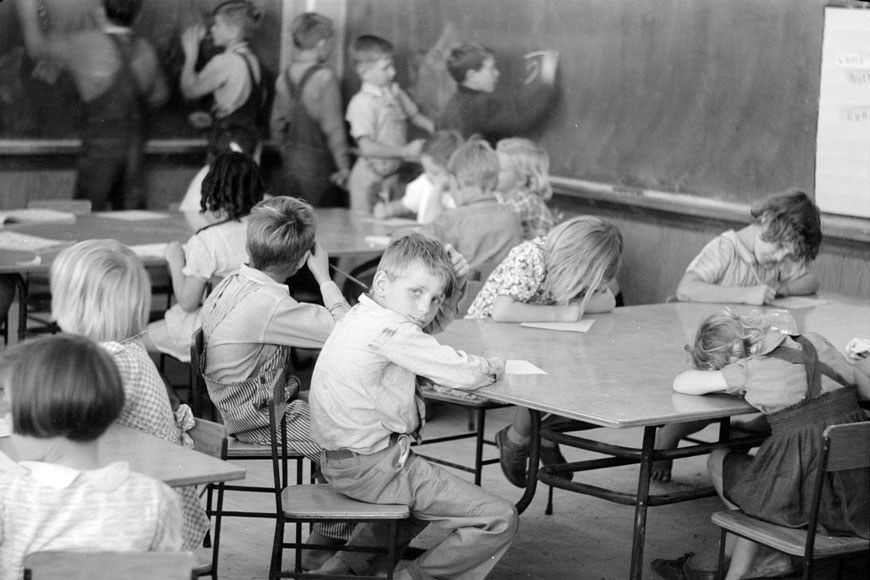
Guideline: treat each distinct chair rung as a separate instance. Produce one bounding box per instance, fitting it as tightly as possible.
[281,484,409,519]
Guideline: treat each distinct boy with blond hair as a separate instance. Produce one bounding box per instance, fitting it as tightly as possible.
[346,35,435,213]
[310,233,517,579]
[423,137,522,280]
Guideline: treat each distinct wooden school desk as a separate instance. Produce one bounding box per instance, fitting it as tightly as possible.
[0,423,245,487]
[438,297,870,580]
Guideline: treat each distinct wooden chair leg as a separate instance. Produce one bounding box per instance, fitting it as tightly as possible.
[717,528,727,580]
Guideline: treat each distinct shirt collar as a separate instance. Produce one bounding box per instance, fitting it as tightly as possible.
[20,461,131,490]
[226,40,250,54]
[239,264,291,294]
[360,82,397,98]
[723,230,757,265]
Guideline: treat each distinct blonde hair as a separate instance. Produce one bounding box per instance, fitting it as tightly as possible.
[544,216,623,308]
[213,0,262,39]
[246,196,316,273]
[375,233,456,300]
[447,137,499,194]
[50,240,151,342]
[690,310,771,370]
[496,138,553,201]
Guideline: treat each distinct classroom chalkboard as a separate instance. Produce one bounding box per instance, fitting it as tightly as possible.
[0,0,281,140]
[344,0,831,206]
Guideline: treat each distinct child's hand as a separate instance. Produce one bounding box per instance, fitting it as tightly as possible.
[306,242,331,285]
[846,337,870,360]
[559,301,583,322]
[330,168,349,189]
[181,24,206,58]
[403,139,425,160]
[539,50,560,84]
[372,202,388,220]
[444,243,470,279]
[164,241,185,270]
[745,285,776,305]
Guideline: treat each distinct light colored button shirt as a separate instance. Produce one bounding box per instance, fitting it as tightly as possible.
[310,295,500,455]
[346,82,418,176]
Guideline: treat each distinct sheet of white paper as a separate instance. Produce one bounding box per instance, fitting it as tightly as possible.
[770,296,830,309]
[360,216,419,228]
[520,319,595,333]
[364,235,391,247]
[129,243,168,258]
[0,231,67,252]
[96,210,170,221]
[505,360,548,375]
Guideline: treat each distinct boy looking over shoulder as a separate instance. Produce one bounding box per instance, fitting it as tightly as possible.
[346,35,435,213]
[438,43,558,144]
[309,233,517,579]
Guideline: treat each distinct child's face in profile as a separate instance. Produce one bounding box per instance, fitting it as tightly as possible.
[465,56,499,93]
[361,56,396,88]
[754,227,796,265]
[374,261,447,328]
[421,154,450,190]
[496,151,519,193]
[210,13,240,47]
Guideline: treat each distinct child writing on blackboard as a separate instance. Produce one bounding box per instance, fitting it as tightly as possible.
[50,240,209,551]
[0,334,184,579]
[145,151,264,362]
[652,310,869,580]
[346,35,435,213]
[465,216,623,487]
[495,137,555,239]
[674,190,822,306]
[438,43,558,145]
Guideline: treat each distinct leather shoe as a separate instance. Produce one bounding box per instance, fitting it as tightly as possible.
[651,552,719,580]
[495,426,529,487]
[539,444,573,481]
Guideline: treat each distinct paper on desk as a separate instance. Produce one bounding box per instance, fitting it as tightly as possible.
[364,235,391,247]
[96,210,170,221]
[770,296,830,309]
[129,243,168,258]
[506,360,547,375]
[520,319,595,333]
[361,216,419,228]
[0,231,67,252]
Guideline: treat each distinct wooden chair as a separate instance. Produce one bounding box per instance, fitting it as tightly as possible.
[711,421,870,580]
[23,550,196,580]
[267,372,410,580]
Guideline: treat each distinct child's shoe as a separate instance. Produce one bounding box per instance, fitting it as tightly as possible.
[539,444,573,482]
[495,426,529,487]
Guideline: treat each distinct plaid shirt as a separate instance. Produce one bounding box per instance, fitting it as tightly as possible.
[503,190,554,240]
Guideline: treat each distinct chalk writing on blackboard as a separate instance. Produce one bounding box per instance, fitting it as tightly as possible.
[847,70,870,85]
[836,52,870,67]
[839,107,870,122]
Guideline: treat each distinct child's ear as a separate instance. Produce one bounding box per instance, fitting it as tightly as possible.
[371,271,387,296]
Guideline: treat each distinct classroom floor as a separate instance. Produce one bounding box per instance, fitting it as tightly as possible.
[202,401,869,580]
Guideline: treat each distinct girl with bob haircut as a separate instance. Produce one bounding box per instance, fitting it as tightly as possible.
[0,334,182,579]
[495,137,555,239]
[49,240,209,550]
[653,310,869,580]
[465,216,623,488]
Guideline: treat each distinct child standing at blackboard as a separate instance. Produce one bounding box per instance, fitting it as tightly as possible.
[14,0,169,210]
[438,44,558,145]
[180,0,266,161]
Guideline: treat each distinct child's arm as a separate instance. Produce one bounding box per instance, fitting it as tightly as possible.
[357,136,424,161]
[672,369,729,395]
[676,271,775,305]
[14,0,73,64]
[179,24,224,100]
[776,272,820,297]
[491,295,582,323]
[423,244,471,335]
[164,241,208,312]
[410,112,435,134]
[306,242,350,319]
[582,287,616,313]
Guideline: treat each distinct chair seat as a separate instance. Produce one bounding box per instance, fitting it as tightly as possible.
[711,511,869,558]
[281,484,410,520]
[226,436,306,459]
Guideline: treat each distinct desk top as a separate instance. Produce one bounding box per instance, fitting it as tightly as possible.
[0,208,412,274]
[439,298,870,429]
[0,424,245,487]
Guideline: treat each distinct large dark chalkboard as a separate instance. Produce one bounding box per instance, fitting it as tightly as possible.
[0,0,281,140]
[344,0,831,205]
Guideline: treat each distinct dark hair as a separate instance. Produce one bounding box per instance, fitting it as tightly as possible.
[0,334,124,442]
[421,130,465,169]
[200,152,265,219]
[291,12,334,50]
[750,189,822,262]
[103,0,143,27]
[213,0,262,38]
[446,43,494,84]
[246,197,316,273]
[351,35,393,66]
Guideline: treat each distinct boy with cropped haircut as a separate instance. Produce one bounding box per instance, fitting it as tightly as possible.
[346,35,435,213]
[438,43,558,144]
[423,137,522,279]
[199,196,352,553]
[310,233,517,579]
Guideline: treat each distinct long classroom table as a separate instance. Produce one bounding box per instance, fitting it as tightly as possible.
[438,297,870,580]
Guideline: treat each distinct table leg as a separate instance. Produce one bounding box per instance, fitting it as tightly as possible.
[515,409,542,514]
[629,425,657,580]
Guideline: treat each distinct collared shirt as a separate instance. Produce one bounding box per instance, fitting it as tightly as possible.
[346,82,419,175]
[0,461,182,579]
[501,190,555,239]
[310,295,501,455]
[684,230,808,288]
[202,264,347,383]
[196,41,261,118]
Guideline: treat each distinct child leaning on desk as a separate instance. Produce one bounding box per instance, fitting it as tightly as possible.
[0,335,183,580]
[465,216,624,488]
[652,310,870,580]
[50,240,209,551]
[308,233,517,579]
[675,189,823,306]
[144,151,264,362]
[345,34,435,213]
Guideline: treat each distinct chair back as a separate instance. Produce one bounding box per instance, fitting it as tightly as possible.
[23,550,196,580]
[189,327,217,421]
[266,369,304,513]
[26,199,92,215]
[189,417,229,461]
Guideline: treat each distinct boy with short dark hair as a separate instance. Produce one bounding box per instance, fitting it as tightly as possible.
[423,138,523,280]
[438,43,558,144]
[346,35,435,213]
[310,233,517,579]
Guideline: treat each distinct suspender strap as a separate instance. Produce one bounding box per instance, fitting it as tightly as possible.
[766,335,851,400]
